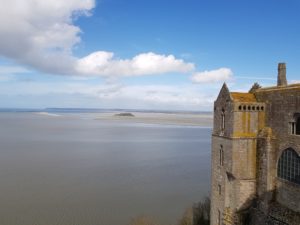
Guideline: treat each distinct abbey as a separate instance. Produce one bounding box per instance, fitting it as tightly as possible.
[210,63,300,225]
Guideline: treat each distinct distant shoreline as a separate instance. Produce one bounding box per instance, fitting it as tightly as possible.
[0,108,212,114]
[0,109,213,127]
[95,111,213,127]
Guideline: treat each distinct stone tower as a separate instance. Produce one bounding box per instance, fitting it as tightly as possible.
[210,84,265,225]
[210,63,300,225]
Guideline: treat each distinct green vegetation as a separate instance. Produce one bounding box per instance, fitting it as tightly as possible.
[192,197,210,225]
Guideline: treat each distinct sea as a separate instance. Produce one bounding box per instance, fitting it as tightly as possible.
[0,109,211,225]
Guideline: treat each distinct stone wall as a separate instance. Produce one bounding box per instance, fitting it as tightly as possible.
[211,81,300,225]
[232,103,265,138]
[255,86,300,141]
[211,136,232,225]
[213,84,234,138]
[276,179,300,212]
[250,201,300,225]
[255,86,300,213]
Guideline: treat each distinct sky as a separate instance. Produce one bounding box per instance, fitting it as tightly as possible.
[0,0,300,111]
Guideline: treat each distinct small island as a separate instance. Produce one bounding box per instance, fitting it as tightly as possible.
[114,112,135,117]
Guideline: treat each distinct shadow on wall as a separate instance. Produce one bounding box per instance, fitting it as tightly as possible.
[236,185,300,225]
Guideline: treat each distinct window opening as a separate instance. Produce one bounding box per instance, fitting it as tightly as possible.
[219,145,224,166]
[291,114,300,135]
[290,122,296,135]
[297,116,300,135]
[221,109,225,132]
[277,148,300,185]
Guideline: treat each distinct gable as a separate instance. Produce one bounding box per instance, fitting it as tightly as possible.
[215,83,232,104]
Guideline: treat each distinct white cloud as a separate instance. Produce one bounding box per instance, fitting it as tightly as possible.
[191,68,233,83]
[0,0,194,77]
[0,65,31,81]
[0,81,216,110]
[0,74,13,82]
[76,52,195,76]
[235,76,276,81]
[291,80,300,84]
[0,66,30,74]
[0,0,95,75]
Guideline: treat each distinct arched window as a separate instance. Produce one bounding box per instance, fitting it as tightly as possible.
[277,148,300,185]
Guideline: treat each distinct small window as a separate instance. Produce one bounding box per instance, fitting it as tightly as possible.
[291,114,300,135]
[218,210,221,225]
[218,185,221,195]
[277,148,300,185]
[290,122,296,135]
[219,145,224,166]
[238,105,242,110]
[221,109,225,132]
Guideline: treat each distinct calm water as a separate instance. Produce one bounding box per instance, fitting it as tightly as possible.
[0,113,211,225]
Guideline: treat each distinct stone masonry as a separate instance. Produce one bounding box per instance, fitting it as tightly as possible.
[210,63,300,225]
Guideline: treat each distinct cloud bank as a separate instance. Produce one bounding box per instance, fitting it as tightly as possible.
[0,0,195,77]
[0,81,216,110]
[0,0,235,111]
[0,0,94,74]
[191,68,233,83]
[77,51,195,76]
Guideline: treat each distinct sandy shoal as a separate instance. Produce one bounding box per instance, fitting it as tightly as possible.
[94,112,213,127]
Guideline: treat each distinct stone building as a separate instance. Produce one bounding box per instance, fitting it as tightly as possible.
[210,63,300,225]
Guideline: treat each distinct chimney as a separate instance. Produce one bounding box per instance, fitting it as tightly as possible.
[277,63,287,87]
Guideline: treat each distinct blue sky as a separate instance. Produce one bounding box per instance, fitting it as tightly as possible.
[0,0,299,110]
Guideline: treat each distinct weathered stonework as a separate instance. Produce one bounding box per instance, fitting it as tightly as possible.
[210,63,300,225]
